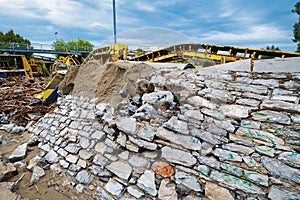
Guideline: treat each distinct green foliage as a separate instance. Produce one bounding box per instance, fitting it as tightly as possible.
[53,38,94,58]
[40,60,50,76]
[261,45,281,59]
[292,2,300,52]
[0,29,32,58]
[265,45,280,51]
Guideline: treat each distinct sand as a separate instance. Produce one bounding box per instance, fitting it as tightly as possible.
[70,60,155,107]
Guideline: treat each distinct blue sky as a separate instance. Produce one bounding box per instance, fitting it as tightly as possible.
[0,0,298,51]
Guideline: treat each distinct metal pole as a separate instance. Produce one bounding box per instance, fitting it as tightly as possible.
[113,0,117,44]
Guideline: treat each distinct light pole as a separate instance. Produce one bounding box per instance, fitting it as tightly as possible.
[113,0,117,44]
[54,32,58,41]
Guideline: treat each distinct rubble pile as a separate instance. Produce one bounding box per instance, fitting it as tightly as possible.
[0,76,53,127]
[21,59,300,199]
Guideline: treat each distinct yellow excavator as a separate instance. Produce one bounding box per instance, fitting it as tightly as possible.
[0,54,33,78]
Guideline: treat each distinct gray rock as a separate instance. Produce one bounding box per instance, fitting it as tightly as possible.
[291,113,300,123]
[156,127,201,151]
[187,96,217,109]
[244,170,269,187]
[142,91,174,103]
[76,170,94,185]
[134,103,158,120]
[261,100,300,113]
[236,98,260,107]
[271,95,299,103]
[11,126,25,134]
[92,154,109,168]
[197,156,220,170]
[127,186,144,198]
[66,154,78,164]
[202,88,232,103]
[65,143,80,154]
[27,155,41,170]
[201,108,225,120]
[129,136,157,150]
[75,184,84,194]
[0,162,16,181]
[221,163,243,177]
[30,166,45,185]
[278,151,300,168]
[213,148,242,162]
[104,178,124,198]
[252,79,279,88]
[222,143,254,155]
[268,185,300,200]
[252,110,291,125]
[242,156,260,168]
[219,105,250,119]
[137,170,157,196]
[91,130,105,140]
[44,149,59,163]
[196,165,210,176]
[175,170,202,192]
[95,187,113,200]
[94,102,114,116]
[163,116,189,135]
[79,137,90,149]
[229,83,268,94]
[158,179,178,200]
[128,155,149,167]
[137,124,156,141]
[106,161,132,180]
[241,120,261,129]
[261,156,300,184]
[190,129,221,146]
[116,117,136,135]
[79,149,93,160]
[162,146,196,167]
[236,127,284,146]
[9,143,27,162]
[184,110,204,121]
[210,170,265,195]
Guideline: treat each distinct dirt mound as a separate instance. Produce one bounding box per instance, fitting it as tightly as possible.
[70,61,155,106]
[58,65,79,95]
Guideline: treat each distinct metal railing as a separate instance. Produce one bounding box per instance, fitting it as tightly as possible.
[0,42,92,55]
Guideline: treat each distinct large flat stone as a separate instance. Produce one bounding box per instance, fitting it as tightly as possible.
[268,185,300,200]
[104,178,124,198]
[210,170,265,195]
[137,170,157,196]
[156,127,201,150]
[9,143,27,162]
[219,105,250,119]
[175,170,202,192]
[116,117,136,135]
[252,110,291,125]
[161,146,197,167]
[163,116,189,135]
[261,156,300,184]
[106,161,132,180]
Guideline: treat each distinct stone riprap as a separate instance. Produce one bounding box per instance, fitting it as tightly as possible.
[24,60,300,199]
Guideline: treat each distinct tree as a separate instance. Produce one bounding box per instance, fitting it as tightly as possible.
[261,45,281,59]
[53,38,93,58]
[0,29,32,59]
[292,2,300,52]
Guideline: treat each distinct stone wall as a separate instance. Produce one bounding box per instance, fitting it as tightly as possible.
[27,64,300,199]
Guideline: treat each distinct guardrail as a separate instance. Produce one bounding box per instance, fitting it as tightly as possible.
[0,42,92,55]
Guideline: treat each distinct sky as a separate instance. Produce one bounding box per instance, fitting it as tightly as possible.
[0,0,298,51]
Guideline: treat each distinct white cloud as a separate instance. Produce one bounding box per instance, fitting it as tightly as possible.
[200,24,290,43]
